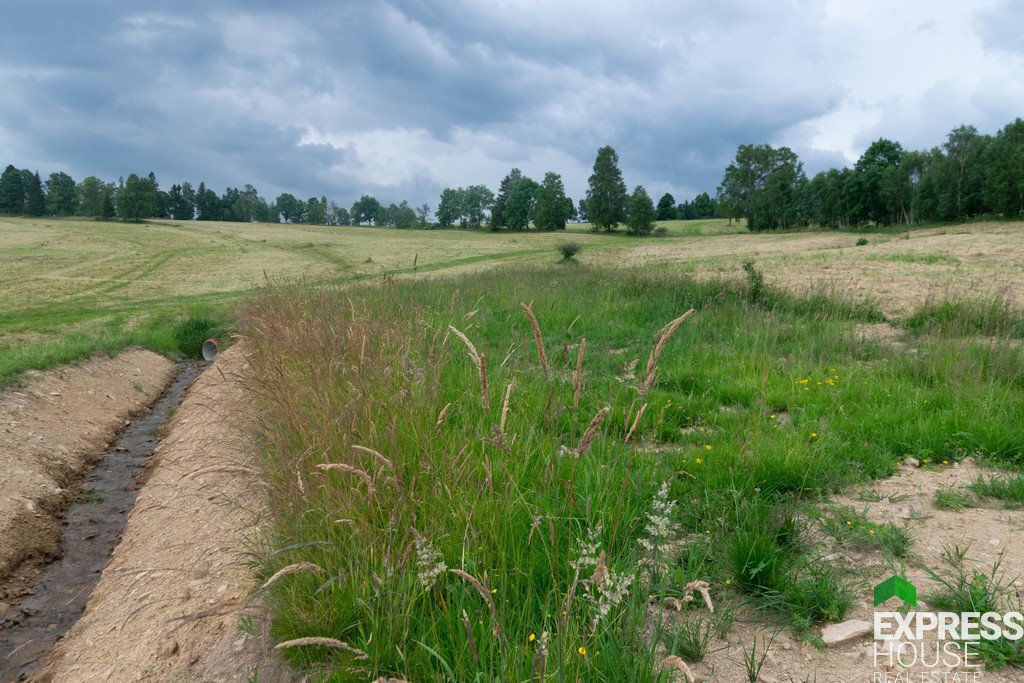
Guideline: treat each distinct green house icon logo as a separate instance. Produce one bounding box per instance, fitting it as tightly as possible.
[874,575,917,608]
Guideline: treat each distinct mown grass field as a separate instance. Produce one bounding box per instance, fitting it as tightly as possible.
[3,216,1024,390]
[0,217,736,386]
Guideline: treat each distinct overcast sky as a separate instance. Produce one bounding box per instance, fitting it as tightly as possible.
[1,0,1022,212]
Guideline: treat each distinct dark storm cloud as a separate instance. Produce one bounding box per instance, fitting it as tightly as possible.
[0,1,1020,210]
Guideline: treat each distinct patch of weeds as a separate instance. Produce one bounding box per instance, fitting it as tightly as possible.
[741,630,780,683]
[172,316,221,359]
[924,544,1024,668]
[742,260,765,303]
[855,237,869,246]
[819,505,912,558]
[784,562,854,628]
[934,487,977,511]
[132,381,144,393]
[968,473,1024,508]
[80,488,104,504]
[729,528,788,597]
[664,614,715,662]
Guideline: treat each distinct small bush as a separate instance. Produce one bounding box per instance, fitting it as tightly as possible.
[172,316,219,358]
[557,241,582,261]
[856,237,869,246]
[653,226,668,237]
[742,261,765,303]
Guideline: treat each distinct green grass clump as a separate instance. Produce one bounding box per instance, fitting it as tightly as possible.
[904,297,1024,338]
[925,545,1024,668]
[172,315,222,358]
[241,266,1024,680]
[819,506,912,558]
[968,473,1024,507]
[933,488,977,510]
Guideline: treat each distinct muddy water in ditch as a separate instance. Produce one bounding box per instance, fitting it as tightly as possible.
[0,363,202,680]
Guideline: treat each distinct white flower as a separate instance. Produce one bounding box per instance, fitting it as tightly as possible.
[413,531,447,590]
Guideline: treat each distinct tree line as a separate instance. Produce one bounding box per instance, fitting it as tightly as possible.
[3,116,1019,233]
[717,117,1024,231]
[0,145,714,236]
[0,167,432,227]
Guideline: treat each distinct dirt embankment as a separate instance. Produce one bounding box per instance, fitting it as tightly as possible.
[0,350,177,599]
[35,343,296,682]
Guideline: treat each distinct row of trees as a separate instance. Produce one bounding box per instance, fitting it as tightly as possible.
[431,146,698,235]
[717,118,1024,231]
[6,117,1019,233]
[0,166,434,227]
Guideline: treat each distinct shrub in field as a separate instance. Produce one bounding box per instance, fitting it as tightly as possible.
[557,241,582,262]
[742,260,765,303]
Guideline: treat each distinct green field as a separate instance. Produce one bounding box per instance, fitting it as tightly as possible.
[5,217,1024,390]
[0,217,749,386]
[244,265,1024,680]
[4,215,1024,678]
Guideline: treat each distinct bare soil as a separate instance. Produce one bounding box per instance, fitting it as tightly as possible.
[34,344,296,682]
[0,350,176,600]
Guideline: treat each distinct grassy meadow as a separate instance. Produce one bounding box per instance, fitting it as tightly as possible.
[0,216,741,386]
[5,215,1024,678]
[242,264,1024,680]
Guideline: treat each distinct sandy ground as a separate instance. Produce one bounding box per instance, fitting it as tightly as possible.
[0,350,176,600]
[35,344,296,682]
[665,458,1024,682]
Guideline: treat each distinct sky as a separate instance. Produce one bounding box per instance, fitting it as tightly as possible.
[1,0,1022,213]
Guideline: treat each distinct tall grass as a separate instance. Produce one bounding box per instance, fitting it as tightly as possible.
[240,267,1024,680]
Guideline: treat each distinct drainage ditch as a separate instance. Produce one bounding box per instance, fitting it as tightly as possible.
[0,363,202,680]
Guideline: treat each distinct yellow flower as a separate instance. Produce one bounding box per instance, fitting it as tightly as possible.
[725,578,732,585]
[810,432,817,438]
[578,646,587,655]
[770,414,776,419]
[943,460,949,465]
[695,457,704,465]
[704,444,712,451]
[492,588,497,594]
[529,633,536,642]
[869,529,875,535]
[846,520,852,526]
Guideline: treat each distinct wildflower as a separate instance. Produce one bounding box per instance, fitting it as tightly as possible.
[571,524,603,571]
[491,588,497,594]
[810,432,817,439]
[770,414,776,419]
[869,529,876,535]
[638,482,681,576]
[578,646,587,655]
[591,566,633,628]
[846,520,852,526]
[725,578,732,585]
[704,444,712,451]
[695,457,704,465]
[943,460,949,465]
[413,531,447,590]
[529,633,536,642]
